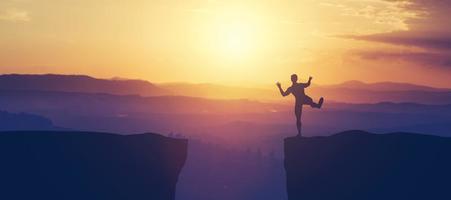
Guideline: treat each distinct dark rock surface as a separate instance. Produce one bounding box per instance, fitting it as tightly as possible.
[0,131,187,200]
[285,130,451,200]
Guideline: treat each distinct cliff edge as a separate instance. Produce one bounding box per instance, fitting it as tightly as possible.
[284,130,451,200]
[0,131,187,200]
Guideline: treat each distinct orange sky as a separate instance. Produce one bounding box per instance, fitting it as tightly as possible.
[0,0,450,87]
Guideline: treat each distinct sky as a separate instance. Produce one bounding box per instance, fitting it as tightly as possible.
[0,0,450,87]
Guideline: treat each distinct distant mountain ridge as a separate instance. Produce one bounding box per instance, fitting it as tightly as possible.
[0,74,170,96]
[160,82,275,100]
[0,89,280,118]
[0,88,449,137]
[161,81,451,104]
[0,110,60,131]
[329,80,451,92]
[1,74,450,104]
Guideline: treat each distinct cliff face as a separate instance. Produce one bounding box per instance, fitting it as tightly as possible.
[284,130,451,200]
[0,131,187,200]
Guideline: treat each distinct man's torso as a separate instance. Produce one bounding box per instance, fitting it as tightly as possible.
[289,83,306,105]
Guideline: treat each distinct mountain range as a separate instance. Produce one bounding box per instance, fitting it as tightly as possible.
[0,74,169,96]
[1,74,450,104]
[0,110,60,131]
[0,73,449,144]
[328,80,451,92]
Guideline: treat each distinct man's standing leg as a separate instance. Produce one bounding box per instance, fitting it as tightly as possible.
[295,105,302,136]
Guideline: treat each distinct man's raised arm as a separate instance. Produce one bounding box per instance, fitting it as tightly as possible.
[304,76,312,88]
[276,82,290,97]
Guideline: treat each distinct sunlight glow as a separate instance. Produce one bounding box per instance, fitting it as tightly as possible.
[218,21,253,58]
[2,0,449,87]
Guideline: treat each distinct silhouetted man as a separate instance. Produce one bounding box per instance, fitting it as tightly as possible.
[277,74,324,136]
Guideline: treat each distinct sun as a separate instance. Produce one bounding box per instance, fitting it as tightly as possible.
[223,23,251,56]
[216,20,255,59]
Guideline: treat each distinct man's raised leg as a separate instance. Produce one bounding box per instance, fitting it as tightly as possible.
[304,96,324,109]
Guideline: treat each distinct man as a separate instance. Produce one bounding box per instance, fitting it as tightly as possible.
[277,74,324,136]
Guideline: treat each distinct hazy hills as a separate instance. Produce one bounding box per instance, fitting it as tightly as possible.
[161,82,277,100]
[0,74,169,96]
[0,73,449,143]
[309,87,451,105]
[1,74,450,104]
[0,89,279,115]
[163,82,451,104]
[329,80,450,92]
[0,73,449,138]
[0,88,449,139]
[0,110,60,131]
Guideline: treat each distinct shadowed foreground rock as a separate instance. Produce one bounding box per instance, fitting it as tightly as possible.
[0,131,187,200]
[284,130,451,200]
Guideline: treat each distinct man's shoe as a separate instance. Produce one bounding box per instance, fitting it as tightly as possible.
[318,97,324,108]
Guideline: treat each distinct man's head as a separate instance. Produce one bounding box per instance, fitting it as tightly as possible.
[291,74,298,83]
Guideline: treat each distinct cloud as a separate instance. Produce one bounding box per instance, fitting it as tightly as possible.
[320,0,416,31]
[350,50,451,68]
[341,32,451,50]
[0,8,30,22]
[340,0,451,50]
[340,0,451,72]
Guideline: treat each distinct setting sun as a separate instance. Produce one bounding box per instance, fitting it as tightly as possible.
[1,0,451,87]
[219,21,253,58]
[205,8,263,63]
